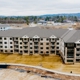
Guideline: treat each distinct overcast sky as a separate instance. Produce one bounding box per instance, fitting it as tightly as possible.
[0,0,80,16]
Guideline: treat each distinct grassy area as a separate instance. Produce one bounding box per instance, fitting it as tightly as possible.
[0,53,80,74]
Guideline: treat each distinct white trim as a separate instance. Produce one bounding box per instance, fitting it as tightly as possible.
[50,35,57,38]
[22,35,29,38]
[33,35,40,38]
[75,40,80,43]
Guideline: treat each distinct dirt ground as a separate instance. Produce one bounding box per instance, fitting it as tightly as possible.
[9,23,29,29]
[0,53,80,74]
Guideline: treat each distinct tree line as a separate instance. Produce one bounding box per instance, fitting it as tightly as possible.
[0,16,79,25]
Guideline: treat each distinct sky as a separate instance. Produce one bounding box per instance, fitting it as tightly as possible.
[0,0,80,16]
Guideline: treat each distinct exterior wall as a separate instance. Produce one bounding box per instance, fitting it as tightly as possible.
[29,38,35,54]
[63,43,75,64]
[39,38,50,54]
[49,38,56,54]
[0,37,59,55]
[59,38,64,55]
[56,38,60,54]
[59,39,77,64]
[23,38,29,54]
[0,37,3,52]
[2,37,14,53]
[59,38,65,62]
[75,43,80,62]
[14,37,19,53]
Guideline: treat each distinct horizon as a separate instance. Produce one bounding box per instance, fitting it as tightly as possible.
[0,12,80,17]
[0,0,80,16]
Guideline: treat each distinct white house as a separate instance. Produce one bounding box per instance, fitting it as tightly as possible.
[0,24,11,31]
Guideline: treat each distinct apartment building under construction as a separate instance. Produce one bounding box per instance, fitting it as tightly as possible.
[0,27,80,64]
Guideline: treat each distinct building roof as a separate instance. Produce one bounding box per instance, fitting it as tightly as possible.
[61,30,80,43]
[0,27,68,38]
[49,29,69,38]
[14,27,68,38]
[0,29,20,37]
[0,27,80,43]
[66,30,80,43]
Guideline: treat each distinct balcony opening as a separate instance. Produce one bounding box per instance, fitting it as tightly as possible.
[30,51,33,54]
[46,51,49,54]
[51,51,55,54]
[20,51,23,53]
[5,50,7,53]
[24,50,28,53]
[10,50,13,52]
[67,60,73,62]
[14,50,19,52]
[40,51,43,54]
[34,51,38,53]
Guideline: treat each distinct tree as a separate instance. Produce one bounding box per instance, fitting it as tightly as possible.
[45,17,49,21]
[24,16,29,25]
[33,16,37,24]
[60,16,64,23]
[74,16,78,22]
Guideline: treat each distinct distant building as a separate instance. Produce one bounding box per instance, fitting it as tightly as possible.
[63,20,73,23]
[37,20,47,25]
[0,24,11,31]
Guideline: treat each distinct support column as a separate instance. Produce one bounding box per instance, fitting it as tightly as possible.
[74,48,76,64]
[55,40,57,55]
[65,47,67,63]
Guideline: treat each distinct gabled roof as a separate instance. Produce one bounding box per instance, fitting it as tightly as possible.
[20,28,68,38]
[49,29,69,38]
[0,27,69,38]
[0,27,79,43]
[66,30,80,43]
[62,30,76,42]
[13,27,34,37]
[61,30,80,43]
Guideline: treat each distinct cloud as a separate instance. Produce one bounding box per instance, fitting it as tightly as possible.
[0,0,80,16]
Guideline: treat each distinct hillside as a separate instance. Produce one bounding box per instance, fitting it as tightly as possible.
[41,13,80,17]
